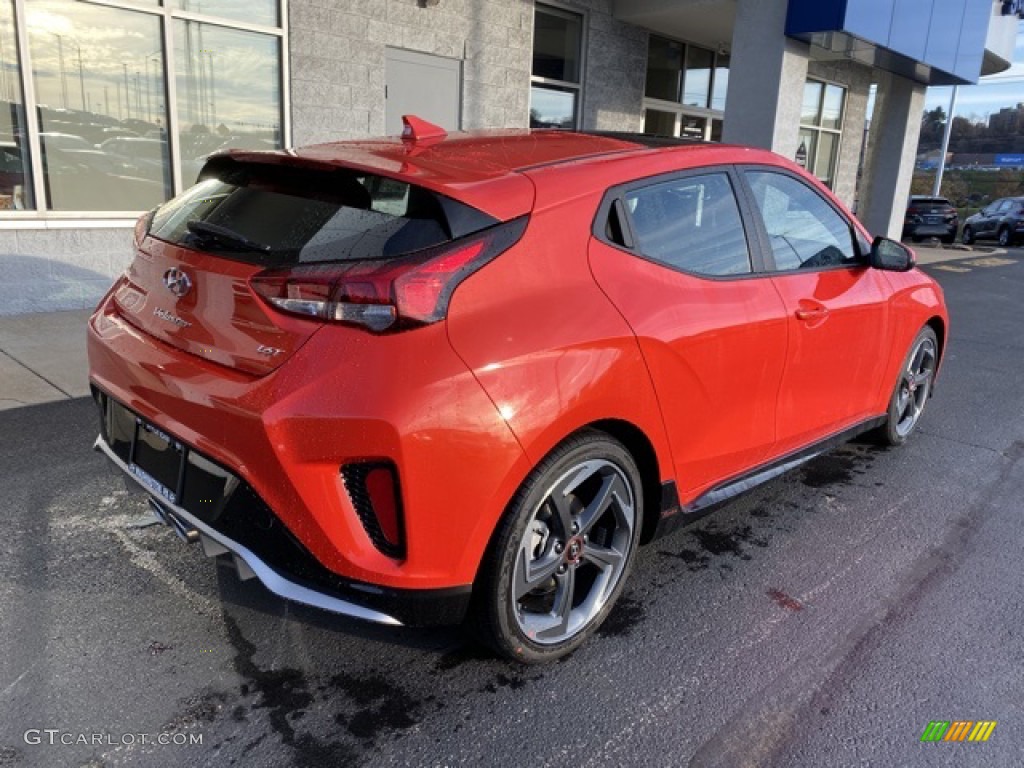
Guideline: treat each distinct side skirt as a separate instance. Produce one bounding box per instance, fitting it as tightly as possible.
[652,416,887,540]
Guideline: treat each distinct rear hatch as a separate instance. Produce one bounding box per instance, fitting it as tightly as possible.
[907,197,955,221]
[114,156,502,375]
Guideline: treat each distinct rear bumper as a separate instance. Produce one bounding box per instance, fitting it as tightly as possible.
[93,409,472,626]
[904,222,957,238]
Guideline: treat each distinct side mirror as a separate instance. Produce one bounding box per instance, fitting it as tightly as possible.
[870,236,915,272]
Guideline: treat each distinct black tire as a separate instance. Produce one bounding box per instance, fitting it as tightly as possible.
[472,430,644,663]
[875,326,939,447]
[961,226,974,245]
[997,226,1011,247]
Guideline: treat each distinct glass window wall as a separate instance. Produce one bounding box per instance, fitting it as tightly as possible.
[530,4,584,130]
[1,0,284,215]
[0,1,33,209]
[643,34,728,142]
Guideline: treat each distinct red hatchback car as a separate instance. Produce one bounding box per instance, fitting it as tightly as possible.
[89,118,947,662]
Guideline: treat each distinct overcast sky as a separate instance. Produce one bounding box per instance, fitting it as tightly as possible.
[923,24,1024,120]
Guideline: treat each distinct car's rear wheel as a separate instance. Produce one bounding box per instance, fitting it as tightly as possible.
[473,431,643,663]
[997,226,1011,247]
[962,226,974,245]
[876,326,938,446]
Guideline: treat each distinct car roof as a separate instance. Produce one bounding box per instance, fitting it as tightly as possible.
[212,128,770,220]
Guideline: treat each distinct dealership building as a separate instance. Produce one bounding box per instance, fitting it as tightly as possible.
[0,0,1018,315]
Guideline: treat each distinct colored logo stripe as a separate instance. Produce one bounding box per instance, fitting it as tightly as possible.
[920,720,996,743]
[944,721,973,741]
[969,721,997,742]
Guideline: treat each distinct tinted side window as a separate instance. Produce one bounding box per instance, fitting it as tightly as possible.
[746,171,857,271]
[624,173,751,276]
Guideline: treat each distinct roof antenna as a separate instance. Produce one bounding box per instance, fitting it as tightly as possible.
[401,115,448,142]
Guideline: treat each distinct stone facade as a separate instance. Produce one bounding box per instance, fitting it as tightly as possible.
[288,0,648,144]
[289,0,535,143]
[572,0,648,132]
[0,227,133,316]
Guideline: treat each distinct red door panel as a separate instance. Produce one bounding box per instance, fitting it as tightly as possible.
[589,239,788,496]
[770,267,891,453]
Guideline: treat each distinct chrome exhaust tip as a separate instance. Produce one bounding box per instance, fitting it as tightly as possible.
[148,498,200,544]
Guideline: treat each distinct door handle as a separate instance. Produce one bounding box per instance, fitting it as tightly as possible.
[795,305,829,321]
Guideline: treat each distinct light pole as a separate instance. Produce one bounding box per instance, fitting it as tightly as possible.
[145,50,162,125]
[75,44,86,112]
[51,33,85,112]
[933,86,958,198]
[205,51,216,128]
[54,33,68,109]
[123,63,131,119]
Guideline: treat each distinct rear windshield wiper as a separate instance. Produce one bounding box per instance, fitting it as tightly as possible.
[186,220,271,253]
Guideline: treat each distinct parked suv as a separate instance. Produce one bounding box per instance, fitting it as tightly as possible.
[962,196,1024,247]
[88,117,948,662]
[902,195,958,244]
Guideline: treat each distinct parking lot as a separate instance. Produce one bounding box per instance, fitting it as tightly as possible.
[2,247,1023,768]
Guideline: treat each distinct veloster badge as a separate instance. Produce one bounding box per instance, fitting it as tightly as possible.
[163,267,192,298]
[153,307,191,328]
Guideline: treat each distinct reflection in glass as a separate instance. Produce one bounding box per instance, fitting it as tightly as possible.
[643,109,675,137]
[26,1,171,210]
[797,128,816,170]
[711,54,729,111]
[176,0,277,28]
[532,5,581,82]
[529,85,576,129]
[710,119,723,143]
[0,1,34,209]
[174,21,281,184]
[821,84,845,130]
[645,36,682,102]
[682,46,712,108]
[680,114,706,140]
[814,131,838,188]
[801,81,823,125]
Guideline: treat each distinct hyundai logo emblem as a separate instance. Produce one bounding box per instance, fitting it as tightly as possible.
[163,267,192,298]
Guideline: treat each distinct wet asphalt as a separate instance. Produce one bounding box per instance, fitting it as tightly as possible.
[2,249,1023,768]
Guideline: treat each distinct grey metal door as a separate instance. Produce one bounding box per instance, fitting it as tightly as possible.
[385,48,462,136]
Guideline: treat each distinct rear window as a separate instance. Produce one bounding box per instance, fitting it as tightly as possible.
[148,158,498,267]
[909,198,952,212]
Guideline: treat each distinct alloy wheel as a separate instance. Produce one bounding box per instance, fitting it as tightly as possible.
[511,458,635,645]
[893,335,937,438]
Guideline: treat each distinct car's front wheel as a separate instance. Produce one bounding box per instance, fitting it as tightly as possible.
[962,226,974,245]
[473,431,643,663]
[877,326,939,446]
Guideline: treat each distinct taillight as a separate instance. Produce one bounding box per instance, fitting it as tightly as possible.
[250,217,527,332]
[342,462,405,559]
